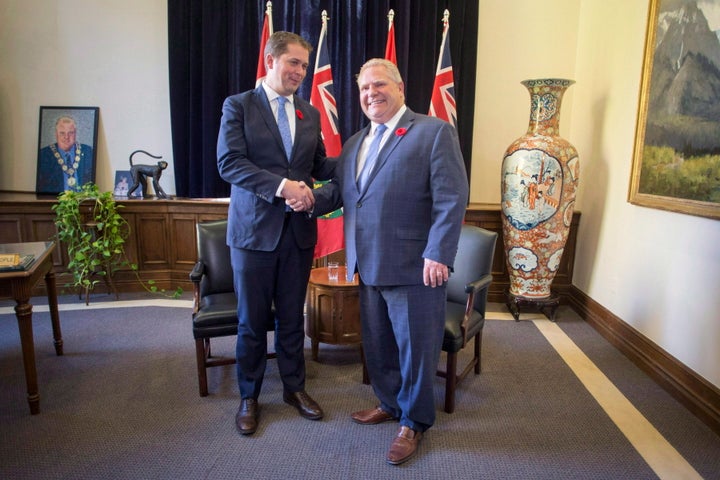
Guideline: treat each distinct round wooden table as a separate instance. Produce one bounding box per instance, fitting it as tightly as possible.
[306,266,368,383]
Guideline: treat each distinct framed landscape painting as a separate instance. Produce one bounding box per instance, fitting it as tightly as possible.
[36,106,99,195]
[629,0,720,220]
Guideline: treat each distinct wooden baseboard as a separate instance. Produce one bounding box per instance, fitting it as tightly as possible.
[567,286,720,436]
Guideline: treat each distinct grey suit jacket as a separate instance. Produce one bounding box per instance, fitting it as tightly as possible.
[217,86,335,251]
[315,108,469,285]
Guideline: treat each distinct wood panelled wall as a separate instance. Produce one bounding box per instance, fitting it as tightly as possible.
[0,194,579,301]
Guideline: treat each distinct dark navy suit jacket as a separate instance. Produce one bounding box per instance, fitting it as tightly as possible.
[217,87,335,252]
[314,108,469,284]
[36,143,94,195]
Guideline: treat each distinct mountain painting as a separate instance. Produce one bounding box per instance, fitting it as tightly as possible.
[630,0,720,220]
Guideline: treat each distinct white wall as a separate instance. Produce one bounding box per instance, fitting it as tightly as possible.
[1,0,718,388]
[571,0,720,387]
[0,0,175,194]
[472,0,720,388]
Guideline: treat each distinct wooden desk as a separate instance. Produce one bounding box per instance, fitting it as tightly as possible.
[306,266,368,383]
[0,242,62,414]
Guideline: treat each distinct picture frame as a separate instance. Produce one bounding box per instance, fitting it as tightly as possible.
[36,106,99,195]
[629,0,720,220]
[113,170,143,198]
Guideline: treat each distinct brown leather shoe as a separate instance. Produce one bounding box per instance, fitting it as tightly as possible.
[283,390,324,420]
[386,426,422,465]
[351,406,397,425]
[235,398,259,435]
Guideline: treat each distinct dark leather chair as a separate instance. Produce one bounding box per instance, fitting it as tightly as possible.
[437,224,497,413]
[190,220,274,397]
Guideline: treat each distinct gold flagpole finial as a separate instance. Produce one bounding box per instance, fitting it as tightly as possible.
[442,9,449,27]
[388,9,395,27]
[266,1,272,16]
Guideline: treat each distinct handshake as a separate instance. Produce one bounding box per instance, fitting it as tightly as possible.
[283,180,315,212]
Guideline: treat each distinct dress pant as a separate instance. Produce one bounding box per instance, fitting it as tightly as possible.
[359,281,446,432]
[231,217,314,399]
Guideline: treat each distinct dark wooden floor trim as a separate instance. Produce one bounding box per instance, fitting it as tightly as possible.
[567,286,720,436]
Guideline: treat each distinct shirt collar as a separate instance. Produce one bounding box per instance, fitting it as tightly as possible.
[370,105,407,136]
[262,82,294,107]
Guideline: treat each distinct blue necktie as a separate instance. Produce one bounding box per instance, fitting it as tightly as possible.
[358,124,387,190]
[276,96,293,159]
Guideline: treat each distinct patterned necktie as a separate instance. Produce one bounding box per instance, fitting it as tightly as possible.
[276,96,293,159]
[357,124,387,190]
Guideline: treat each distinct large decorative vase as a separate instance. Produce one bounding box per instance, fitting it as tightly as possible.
[501,78,579,299]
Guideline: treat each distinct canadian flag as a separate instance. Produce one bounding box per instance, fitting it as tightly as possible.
[428,9,457,127]
[310,11,344,259]
[255,2,273,87]
[385,9,397,65]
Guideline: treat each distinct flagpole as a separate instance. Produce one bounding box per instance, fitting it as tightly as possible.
[267,1,274,34]
[437,9,449,75]
[429,9,457,127]
[385,9,397,65]
[255,1,274,87]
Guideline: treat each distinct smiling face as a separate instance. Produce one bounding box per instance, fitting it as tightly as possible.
[264,42,310,97]
[55,118,77,151]
[357,62,405,124]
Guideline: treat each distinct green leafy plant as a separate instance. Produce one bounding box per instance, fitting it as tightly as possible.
[52,183,182,304]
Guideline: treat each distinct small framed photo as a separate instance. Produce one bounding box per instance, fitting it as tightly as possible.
[113,170,143,198]
[36,106,99,195]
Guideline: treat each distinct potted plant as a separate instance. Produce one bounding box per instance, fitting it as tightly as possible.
[52,183,181,304]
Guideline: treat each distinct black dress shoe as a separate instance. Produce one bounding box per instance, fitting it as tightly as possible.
[283,390,324,420]
[235,398,259,435]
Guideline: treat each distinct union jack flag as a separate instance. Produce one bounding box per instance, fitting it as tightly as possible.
[429,10,457,127]
[255,2,273,88]
[310,14,341,156]
[311,11,343,259]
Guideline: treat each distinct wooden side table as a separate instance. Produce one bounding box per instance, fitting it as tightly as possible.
[0,241,63,414]
[306,266,368,383]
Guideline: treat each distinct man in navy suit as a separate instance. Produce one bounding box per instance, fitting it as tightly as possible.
[301,58,468,464]
[217,31,335,435]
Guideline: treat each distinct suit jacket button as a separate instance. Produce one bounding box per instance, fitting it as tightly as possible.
[356,201,362,208]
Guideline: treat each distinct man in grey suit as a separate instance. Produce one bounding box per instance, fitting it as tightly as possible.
[300,58,468,464]
[217,31,335,435]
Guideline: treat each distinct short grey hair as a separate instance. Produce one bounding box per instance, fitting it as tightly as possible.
[55,116,77,128]
[356,58,403,85]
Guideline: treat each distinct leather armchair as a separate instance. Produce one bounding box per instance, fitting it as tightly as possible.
[437,224,497,413]
[190,220,274,396]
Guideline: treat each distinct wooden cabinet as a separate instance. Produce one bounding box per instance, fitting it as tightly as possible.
[0,194,579,302]
[0,193,231,295]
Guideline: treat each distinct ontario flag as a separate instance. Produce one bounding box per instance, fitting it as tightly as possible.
[255,2,273,87]
[429,9,457,127]
[310,11,344,259]
[385,9,397,65]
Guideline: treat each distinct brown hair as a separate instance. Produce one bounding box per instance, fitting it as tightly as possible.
[265,31,313,57]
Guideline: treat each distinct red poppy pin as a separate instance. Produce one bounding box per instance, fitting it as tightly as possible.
[395,127,407,136]
[296,110,303,120]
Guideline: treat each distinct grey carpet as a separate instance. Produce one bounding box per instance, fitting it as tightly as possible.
[1,295,719,480]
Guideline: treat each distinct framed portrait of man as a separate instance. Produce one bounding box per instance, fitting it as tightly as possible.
[36,106,99,195]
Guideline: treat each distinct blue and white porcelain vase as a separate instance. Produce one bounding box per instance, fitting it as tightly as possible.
[501,78,580,298]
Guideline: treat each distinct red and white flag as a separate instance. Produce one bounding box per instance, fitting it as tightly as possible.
[429,9,457,127]
[385,9,397,65]
[310,11,344,259]
[255,2,273,87]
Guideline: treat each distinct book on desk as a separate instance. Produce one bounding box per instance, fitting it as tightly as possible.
[0,253,35,271]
